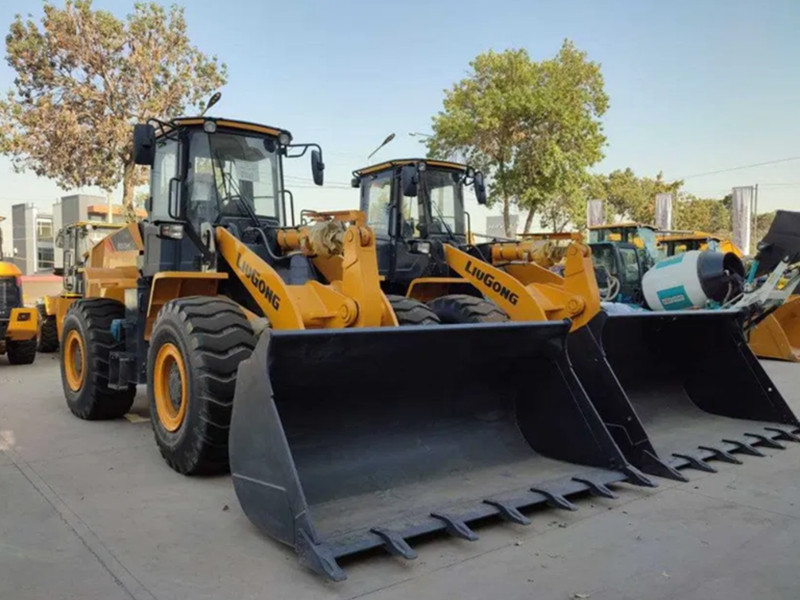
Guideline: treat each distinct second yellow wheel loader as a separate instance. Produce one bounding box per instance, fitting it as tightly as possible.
[352,158,800,482]
[0,261,39,365]
[37,221,125,352]
[59,115,650,580]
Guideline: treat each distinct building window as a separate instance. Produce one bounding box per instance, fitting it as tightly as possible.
[37,219,53,241]
[37,247,54,271]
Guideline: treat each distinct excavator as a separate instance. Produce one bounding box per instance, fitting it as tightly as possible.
[352,158,800,482]
[57,111,650,580]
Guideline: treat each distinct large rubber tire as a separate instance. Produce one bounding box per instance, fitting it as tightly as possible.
[38,305,59,353]
[60,298,137,420]
[7,338,37,365]
[387,294,441,326]
[428,294,509,324]
[148,296,255,475]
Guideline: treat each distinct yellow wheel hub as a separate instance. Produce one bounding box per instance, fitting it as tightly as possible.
[64,330,86,392]
[153,342,188,432]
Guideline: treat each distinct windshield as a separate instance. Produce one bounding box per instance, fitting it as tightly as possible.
[0,277,20,314]
[186,130,282,225]
[421,169,465,236]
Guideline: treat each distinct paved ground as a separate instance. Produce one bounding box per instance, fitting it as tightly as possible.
[2,353,800,600]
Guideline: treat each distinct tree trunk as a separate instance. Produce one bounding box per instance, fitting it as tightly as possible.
[503,196,511,238]
[498,161,512,238]
[523,206,536,234]
[122,159,136,208]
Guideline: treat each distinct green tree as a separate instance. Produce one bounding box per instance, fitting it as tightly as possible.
[673,195,731,235]
[0,1,226,209]
[593,169,682,224]
[427,40,608,236]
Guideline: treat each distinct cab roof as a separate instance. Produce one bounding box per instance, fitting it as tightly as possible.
[353,158,468,178]
[657,232,720,242]
[587,222,657,231]
[156,117,293,142]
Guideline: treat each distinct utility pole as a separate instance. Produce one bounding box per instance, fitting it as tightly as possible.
[752,183,759,249]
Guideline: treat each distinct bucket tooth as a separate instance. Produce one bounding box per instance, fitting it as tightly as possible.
[573,477,617,499]
[723,438,766,457]
[764,426,800,443]
[371,528,417,560]
[698,445,743,465]
[297,530,347,582]
[531,486,578,511]
[744,433,785,450]
[640,452,687,482]
[673,453,717,473]
[484,500,531,525]
[431,513,479,541]
[621,464,658,487]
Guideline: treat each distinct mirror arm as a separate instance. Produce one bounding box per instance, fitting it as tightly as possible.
[284,142,322,159]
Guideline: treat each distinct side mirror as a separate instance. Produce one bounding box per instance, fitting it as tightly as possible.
[401,164,418,197]
[351,176,360,188]
[311,149,325,186]
[474,171,487,205]
[133,124,156,166]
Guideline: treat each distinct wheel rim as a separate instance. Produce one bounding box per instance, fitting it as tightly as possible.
[64,330,86,391]
[153,342,188,432]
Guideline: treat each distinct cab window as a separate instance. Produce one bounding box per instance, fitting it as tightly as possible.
[150,138,179,222]
[618,247,641,284]
[402,194,424,239]
[364,173,392,237]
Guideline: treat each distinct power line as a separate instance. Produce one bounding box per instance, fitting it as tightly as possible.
[681,156,800,179]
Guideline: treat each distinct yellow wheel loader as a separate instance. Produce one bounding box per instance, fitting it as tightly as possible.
[0,262,39,365]
[37,221,125,353]
[749,295,800,361]
[59,115,649,580]
[657,230,744,259]
[353,158,800,482]
[738,211,800,362]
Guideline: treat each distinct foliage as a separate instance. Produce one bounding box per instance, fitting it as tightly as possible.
[673,195,731,235]
[0,0,226,211]
[590,169,683,224]
[427,40,607,236]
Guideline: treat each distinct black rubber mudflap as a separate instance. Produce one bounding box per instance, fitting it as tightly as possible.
[594,309,800,478]
[229,321,651,581]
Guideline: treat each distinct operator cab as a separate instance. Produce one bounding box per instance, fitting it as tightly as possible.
[352,159,486,294]
[133,116,324,277]
[588,223,659,272]
[589,241,645,304]
[658,233,721,257]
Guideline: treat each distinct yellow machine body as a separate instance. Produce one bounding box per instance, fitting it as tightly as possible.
[749,295,800,362]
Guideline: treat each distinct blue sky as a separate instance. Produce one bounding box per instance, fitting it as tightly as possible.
[1,0,799,246]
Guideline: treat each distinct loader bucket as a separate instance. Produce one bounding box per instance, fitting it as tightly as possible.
[749,296,800,362]
[229,321,650,580]
[586,309,800,479]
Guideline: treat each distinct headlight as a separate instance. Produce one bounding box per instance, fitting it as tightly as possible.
[17,312,31,322]
[278,132,292,146]
[159,224,184,240]
[203,120,217,133]
[413,241,431,255]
